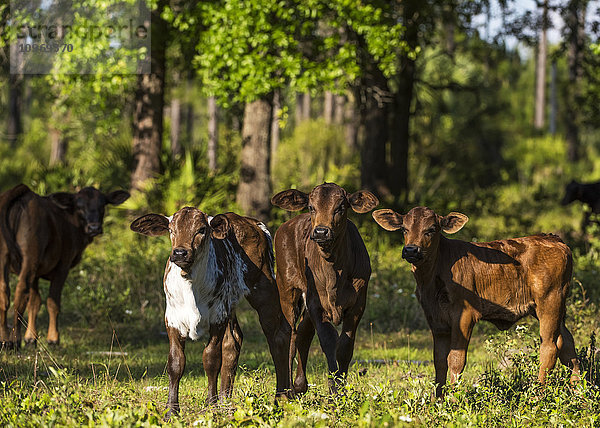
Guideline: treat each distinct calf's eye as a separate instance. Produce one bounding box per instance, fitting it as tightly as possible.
[198,226,207,235]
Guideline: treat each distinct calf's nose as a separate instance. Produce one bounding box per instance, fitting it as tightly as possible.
[402,245,421,260]
[311,226,332,241]
[171,248,189,261]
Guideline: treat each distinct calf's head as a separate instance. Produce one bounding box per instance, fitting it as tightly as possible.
[49,187,130,237]
[271,183,378,246]
[372,207,468,265]
[130,207,230,271]
[561,180,581,206]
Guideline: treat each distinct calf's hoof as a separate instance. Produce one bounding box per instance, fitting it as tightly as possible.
[24,338,37,348]
[47,340,60,347]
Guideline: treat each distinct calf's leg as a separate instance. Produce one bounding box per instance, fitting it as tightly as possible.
[537,301,562,383]
[307,302,340,394]
[247,278,292,397]
[203,322,227,405]
[432,330,451,397]
[293,312,315,395]
[447,309,475,385]
[47,272,68,345]
[277,285,301,396]
[336,287,367,381]
[557,321,581,383]
[166,326,186,418]
[0,258,10,345]
[24,278,40,345]
[219,314,243,399]
[11,261,37,349]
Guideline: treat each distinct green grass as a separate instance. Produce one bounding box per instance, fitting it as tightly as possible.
[2,302,599,427]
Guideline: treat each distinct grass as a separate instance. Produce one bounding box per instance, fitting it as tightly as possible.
[2,300,600,427]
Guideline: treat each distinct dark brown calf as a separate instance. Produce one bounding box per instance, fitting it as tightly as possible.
[561,180,600,230]
[130,208,289,415]
[0,184,129,349]
[271,183,378,395]
[373,206,580,397]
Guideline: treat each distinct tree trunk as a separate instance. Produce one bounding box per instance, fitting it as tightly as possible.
[131,0,167,190]
[7,44,23,147]
[390,59,415,204]
[358,65,390,196]
[170,97,182,157]
[237,98,272,223]
[565,0,587,161]
[49,127,67,166]
[344,94,359,152]
[207,96,218,172]
[302,93,311,121]
[323,91,334,124]
[550,60,557,135]
[334,94,345,124]
[534,0,548,130]
[185,76,195,147]
[271,90,281,164]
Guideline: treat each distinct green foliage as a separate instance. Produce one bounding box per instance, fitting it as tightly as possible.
[195,0,407,105]
[273,119,359,192]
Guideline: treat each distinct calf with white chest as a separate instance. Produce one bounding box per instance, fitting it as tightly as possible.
[373,206,581,397]
[131,207,289,415]
[271,183,378,395]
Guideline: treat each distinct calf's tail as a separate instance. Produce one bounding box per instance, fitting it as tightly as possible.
[0,184,31,271]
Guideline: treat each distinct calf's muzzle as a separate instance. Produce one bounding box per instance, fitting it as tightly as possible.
[402,245,423,264]
[170,247,191,266]
[310,226,333,243]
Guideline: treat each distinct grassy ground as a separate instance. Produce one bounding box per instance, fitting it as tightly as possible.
[2,299,600,427]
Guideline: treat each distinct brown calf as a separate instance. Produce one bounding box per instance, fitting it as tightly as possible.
[271,183,378,395]
[130,208,289,415]
[0,184,130,349]
[373,206,580,396]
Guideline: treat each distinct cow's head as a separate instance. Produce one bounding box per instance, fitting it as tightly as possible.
[130,207,230,271]
[372,207,468,265]
[271,183,378,247]
[561,180,582,206]
[49,187,130,237]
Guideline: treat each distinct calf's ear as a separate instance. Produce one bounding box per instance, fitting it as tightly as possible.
[130,214,169,236]
[49,192,76,210]
[372,209,404,231]
[440,212,468,234]
[271,189,309,211]
[106,190,130,205]
[210,214,230,240]
[348,190,379,213]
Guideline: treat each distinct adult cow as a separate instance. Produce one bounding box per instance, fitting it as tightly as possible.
[271,182,378,395]
[130,207,289,415]
[0,184,130,349]
[372,206,580,397]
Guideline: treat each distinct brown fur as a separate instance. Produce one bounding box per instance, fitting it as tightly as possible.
[0,184,129,349]
[271,183,378,395]
[130,208,289,415]
[373,206,581,397]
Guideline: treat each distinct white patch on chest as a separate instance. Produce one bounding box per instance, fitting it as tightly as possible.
[163,239,249,340]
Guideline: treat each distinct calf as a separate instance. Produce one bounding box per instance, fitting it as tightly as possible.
[130,208,289,415]
[271,183,378,395]
[0,184,130,349]
[561,180,600,230]
[373,206,580,397]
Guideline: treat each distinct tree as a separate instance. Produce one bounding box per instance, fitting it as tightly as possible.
[207,96,218,172]
[131,0,168,191]
[534,0,549,130]
[562,0,589,161]
[196,0,398,219]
